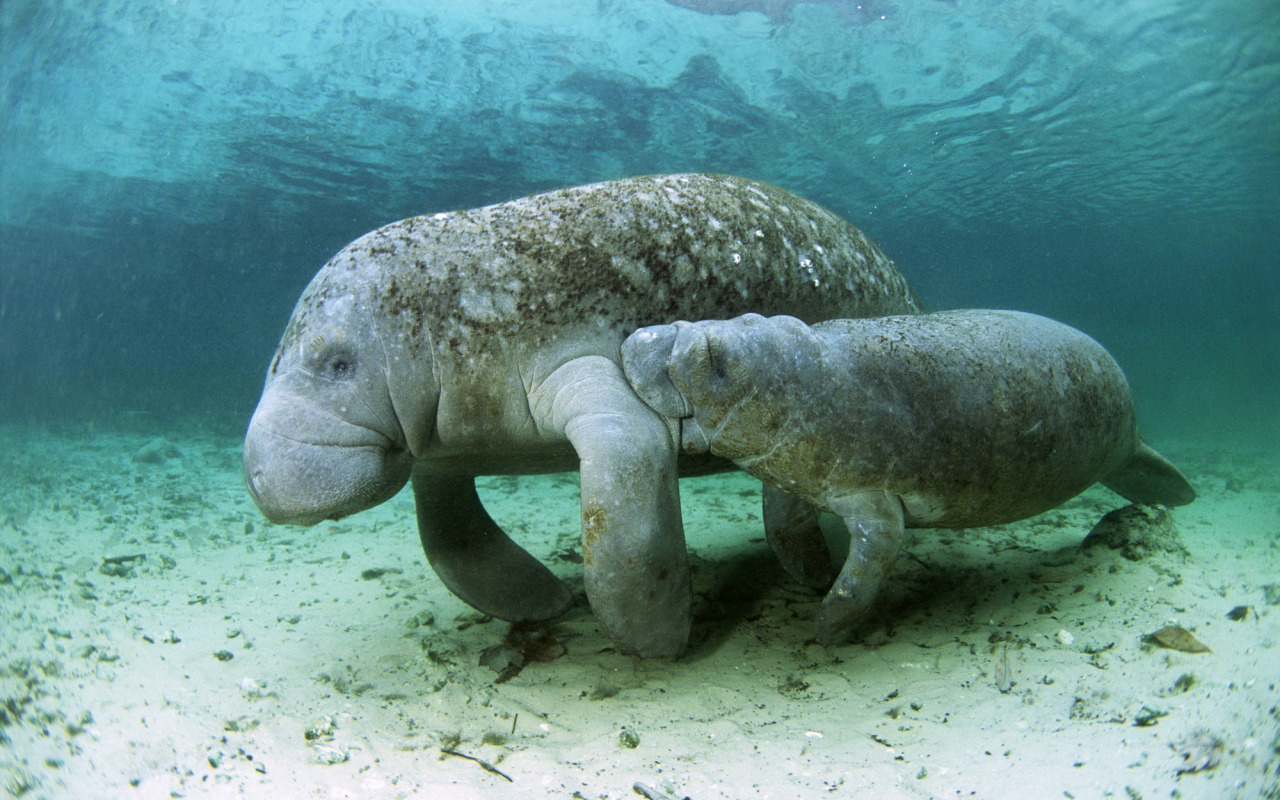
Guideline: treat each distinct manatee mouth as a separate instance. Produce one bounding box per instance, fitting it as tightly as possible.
[242,425,412,526]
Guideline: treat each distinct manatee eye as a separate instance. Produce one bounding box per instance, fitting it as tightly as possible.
[704,338,729,383]
[323,352,356,380]
[304,335,358,381]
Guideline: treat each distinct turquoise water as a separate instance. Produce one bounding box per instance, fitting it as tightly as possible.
[2,0,1276,446]
[2,5,1280,797]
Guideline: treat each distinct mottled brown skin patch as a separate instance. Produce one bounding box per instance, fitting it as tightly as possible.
[581,505,608,567]
[287,173,917,362]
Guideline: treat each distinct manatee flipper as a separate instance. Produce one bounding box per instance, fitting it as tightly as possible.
[762,484,835,589]
[817,491,906,645]
[413,468,573,622]
[542,356,691,658]
[1101,440,1196,507]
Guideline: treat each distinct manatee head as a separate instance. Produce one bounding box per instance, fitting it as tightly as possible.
[624,314,808,460]
[243,258,430,525]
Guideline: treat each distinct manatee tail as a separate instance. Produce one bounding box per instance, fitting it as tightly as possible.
[1101,440,1196,506]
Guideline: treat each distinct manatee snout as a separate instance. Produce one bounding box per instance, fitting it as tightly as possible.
[625,313,803,426]
[621,324,688,419]
[242,428,410,525]
[242,394,413,526]
[666,313,792,407]
[666,324,726,407]
[621,320,741,412]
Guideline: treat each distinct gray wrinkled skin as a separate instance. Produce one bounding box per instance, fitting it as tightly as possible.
[243,173,920,657]
[621,310,1195,644]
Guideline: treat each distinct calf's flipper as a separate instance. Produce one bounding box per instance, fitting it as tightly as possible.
[817,491,905,645]
[763,484,835,589]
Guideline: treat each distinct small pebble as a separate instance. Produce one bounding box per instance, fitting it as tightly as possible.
[240,677,276,700]
[314,747,349,765]
[304,715,337,741]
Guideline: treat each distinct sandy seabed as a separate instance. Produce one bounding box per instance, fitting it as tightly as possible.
[1,419,1277,800]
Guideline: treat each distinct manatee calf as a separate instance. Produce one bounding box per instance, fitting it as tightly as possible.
[242,173,920,657]
[621,310,1195,644]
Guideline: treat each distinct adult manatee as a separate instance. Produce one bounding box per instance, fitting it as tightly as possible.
[621,311,1195,644]
[242,173,920,656]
